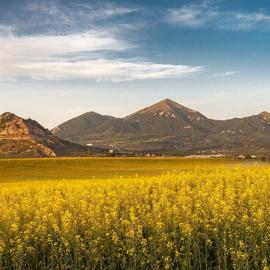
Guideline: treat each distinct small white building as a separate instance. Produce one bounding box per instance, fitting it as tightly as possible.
[87,143,93,147]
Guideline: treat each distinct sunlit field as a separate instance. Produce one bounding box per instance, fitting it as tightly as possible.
[0,157,254,181]
[0,158,269,269]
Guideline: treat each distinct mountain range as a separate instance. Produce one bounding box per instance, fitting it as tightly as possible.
[52,98,270,156]
[0,99,269,157]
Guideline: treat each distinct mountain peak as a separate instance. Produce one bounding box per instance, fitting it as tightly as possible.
[0,112,93,157]
[0,111,45,139]
[135,98,198,115]
[0,112,28,132]
[84,111,102,116]
[161,98,177,103]
[1,112,16,117]
[157,98,179,108]
[157,98,195,110]
[0,112,20,122]
[51,110,114,141]
[123,98,210,137]
[160,98,174,104]
[259,111,270,121]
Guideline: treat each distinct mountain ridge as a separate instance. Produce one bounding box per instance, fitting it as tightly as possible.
[51,98,270,155]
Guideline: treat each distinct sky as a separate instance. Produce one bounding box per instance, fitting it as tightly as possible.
[0,0,270,128]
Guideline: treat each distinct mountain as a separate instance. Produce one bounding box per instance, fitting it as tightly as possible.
[51,112,114,144]
[52,99,270,156]
[124,99,215,135]
[0,112,104,157]
[52,99,213,147]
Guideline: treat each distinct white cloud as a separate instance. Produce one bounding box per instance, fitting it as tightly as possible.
[72,2,139,19]
[211,71,238,78]
[0,31,203,82]
[0,1,204,83]
[22,1,139,34]
[0,77,17,82]
[13,59,203,82]
[27,1,138,19]
[0,25,14,35]
[166,4,270,31]
[221,12,270,31]
[0,31,129,60]
[166,5,218,27]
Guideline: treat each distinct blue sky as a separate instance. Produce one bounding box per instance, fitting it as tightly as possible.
[0,0,270,128]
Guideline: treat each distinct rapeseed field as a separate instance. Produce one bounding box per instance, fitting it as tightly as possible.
[0,162,269,269]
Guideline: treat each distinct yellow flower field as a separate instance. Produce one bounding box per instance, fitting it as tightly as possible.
[1,166,270,269]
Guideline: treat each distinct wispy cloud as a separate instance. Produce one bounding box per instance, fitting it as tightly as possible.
[0,1,204,82]
[0,30,203,82]
[13,59,203,82]
[0,24,14,35]
[211,71,238,78]
[166,3,270,31]
[26,1,138,19]
[20,1,140,34]
[0,30,130,58]
[221,12,270,31]
[166,4,218,27]
[0,77,17,82]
